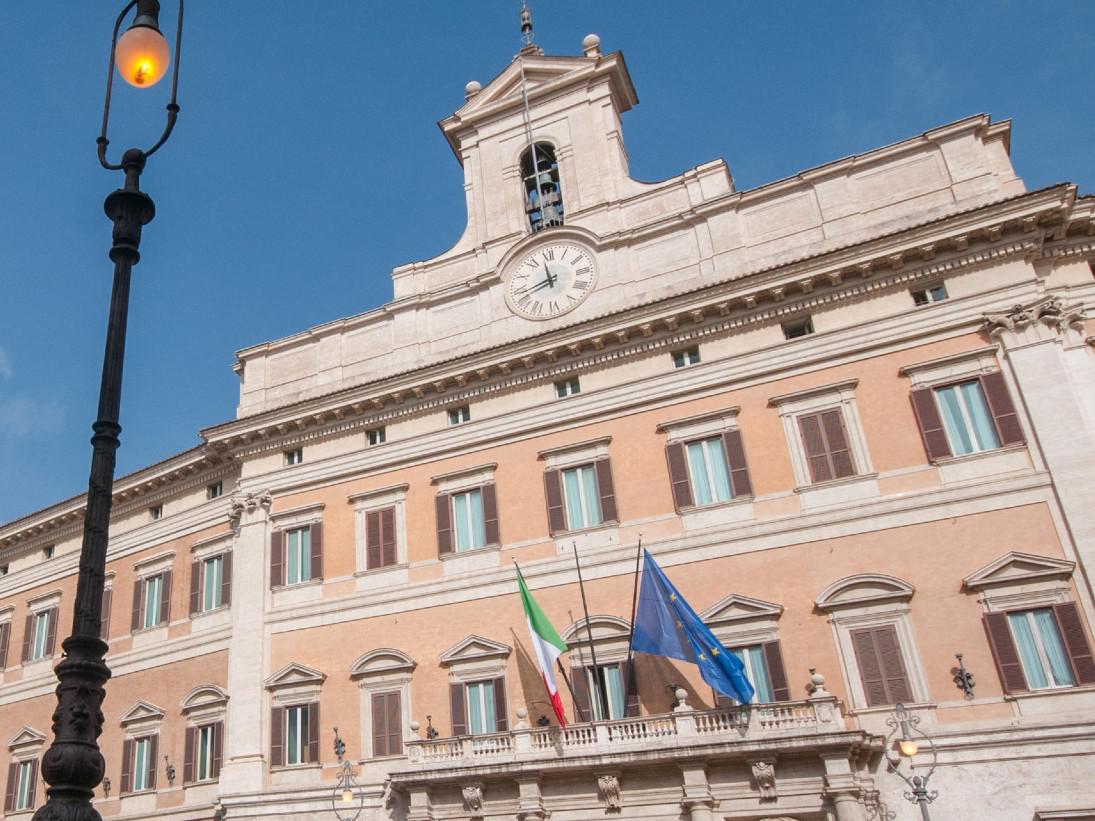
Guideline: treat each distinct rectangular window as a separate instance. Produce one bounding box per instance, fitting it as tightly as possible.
[196,724,216,781]
[0,564,8,576]
[448,405,471,426]
[555,377,581,398]
[466,680,498,734]
[285,705,310,765]
[143,575,163,630]
[149,505,163,521]
[31,610,51,661]
[562,465,603,530]
[452,489,487,552]
[934,380,1000,456]
[586,664,627,720]
[797,409,856,483]
[672,347,701,368]
[207,481,223,500]
[14,760,34,810]
[285,527,312,585]
[367,426,386,446]
[911,283,948,305]
[781,316,814,339]
[43,545,55,559]
[202,555,223,612]
[371,691,403,758]
[284,448,303,466]
[132,737,151,791]
[685,437,733,505]
[849,624,912,707]
[728,646,774,703]
[1007,609,1076,689]
[365,507,398,569]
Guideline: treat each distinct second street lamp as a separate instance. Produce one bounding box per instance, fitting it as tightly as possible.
[884,702,939,821]
[32,3,184,821]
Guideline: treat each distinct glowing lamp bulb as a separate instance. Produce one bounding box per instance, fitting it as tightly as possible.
[115,25,170,88]
[899,738,919,758]
[341,788,353,803]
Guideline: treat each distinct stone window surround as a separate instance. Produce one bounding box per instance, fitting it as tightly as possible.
[562,615,632,667]
[815,573,929,712]
[190,532,233,562]
[962,552,1076,614]
[119,701,166,738]
[430,465,497,495]
[440,636,511,685]
[700,594,784,648]
[350,648,416,759]
[349,484,410,575]
[898,345,1001,389]
[265,664,326,707]
[269,502,325,530]
[537,437,612,471]
[656,407,741,444]
[27,591,61,614]
[7,728,46,762]
[768,379,874,490]
[133,550,175,579]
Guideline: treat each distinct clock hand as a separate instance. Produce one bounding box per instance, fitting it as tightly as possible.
[516,276,554,295]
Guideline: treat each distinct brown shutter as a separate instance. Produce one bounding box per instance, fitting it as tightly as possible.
[159,571,172,625]
[0,622,8,669]
[1053,602,1095,685]
[450,683,467,735]
[851,628,889,707]
[26,760,37,809]
[665,443,693,510]
[307,702,320,764]
[309,523,323,581]
[4,761,16,812]
[595,460,618,523]
[120,738,134,794]
[482,484,500,546]
[493,677,508,732]
[183,726,195,783]
[980,371,1024,446]
[100,587,112,641]
[544,470,566,534]
[20,614,33,662]
[189,560,202,615]
[131,579,144,631]
[380,507,397,567]
[571,665,592,721]
[722,429,753,497]
[212,721,223,777]
[874,626,912,703]
[221,552,232,607]
[44,607,58,657]
[910,387,951,460]
[762,641,791,702]
[147,735,158,789]
[372,692,389,757]
[270,706,284,767]
[618,661,640,716]
[386,691,402,756]
[436,494,453,555]
[270,530,284,588]
[366,510,382,569]
[820,409,855,479]
[983,612,1029,694]
[798,413,833,483]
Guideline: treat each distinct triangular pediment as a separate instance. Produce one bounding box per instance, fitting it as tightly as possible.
[264,662,327,690]
[701,594,784,626]
[815,574,914,610]
[350,648,417,679]
[455,55,598,118]
[561,615,630,643]
[8,727,46,750]
[964,552,1075,591]
[440,635,511,665]
[119,700,166,725]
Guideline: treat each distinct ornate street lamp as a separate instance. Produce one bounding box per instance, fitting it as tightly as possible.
[884,703,938,821]
[33,3,183,821]
[332,728,365,821]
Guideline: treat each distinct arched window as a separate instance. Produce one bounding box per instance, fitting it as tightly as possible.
[520,143,564,232]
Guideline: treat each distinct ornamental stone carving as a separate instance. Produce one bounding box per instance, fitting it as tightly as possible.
[982,297,1084,337]
[228,489,272,530]
[597,774,622,811]
[750,759,778,800]
[461,784,484,816]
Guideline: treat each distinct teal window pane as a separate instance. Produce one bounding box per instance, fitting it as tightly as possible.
[936,385,975,455]
[143,575,162,629]
[453,490,485,551]
[959,381,1000,451]
[203,556,222,612]
[133,738,148,790]
[687,441,713,505]
[581,466,602,527]
[1032,609,1075,686]
[605,665,626,719]
[454,493,471,551]
[1009,612,1048,689]
[747,646,773,703]
[33,612,49,659]
[286,528,311,584]
[17,761,32,809]
[563,468,585,528]
[467,681,496,734]
[705,438,732,502]
[469,489,486,549]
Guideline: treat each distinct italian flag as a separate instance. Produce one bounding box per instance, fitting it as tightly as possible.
[516,566,569,726]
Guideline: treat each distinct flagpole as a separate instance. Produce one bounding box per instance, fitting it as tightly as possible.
[554,659,578,724]
[622,535,643,713]
[572,542,611,721]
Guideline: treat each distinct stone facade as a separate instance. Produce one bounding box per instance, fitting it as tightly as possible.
[3,33,1095,821]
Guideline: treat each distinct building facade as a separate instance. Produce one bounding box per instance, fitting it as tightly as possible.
[3,32,1095,821]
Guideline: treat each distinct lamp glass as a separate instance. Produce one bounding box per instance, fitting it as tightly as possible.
[899,738,919,757]
[341,788,353,803]
[115,25,171,87]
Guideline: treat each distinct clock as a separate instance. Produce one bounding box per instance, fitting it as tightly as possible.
[504,241,598,320]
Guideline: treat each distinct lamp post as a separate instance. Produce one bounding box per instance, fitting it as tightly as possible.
[33,4,183,821]
[332,728,365,821]
[883,703,938,821]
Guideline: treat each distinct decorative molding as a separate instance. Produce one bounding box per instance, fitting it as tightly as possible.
[264,662,327,691]
[350,648,417,679]
[700,594,784,626]
[228,489,272,531]
[596,773,622,811]
[963,551,1075,592]
[440,635,512,665]
[749,759,778,800]
[815,573,915,611]
[768,379,859,408]
[180,684,229,713]
[461,784,484,817]
[7,727,46,750]
[982,296,1085,337]
[119,700,166,726]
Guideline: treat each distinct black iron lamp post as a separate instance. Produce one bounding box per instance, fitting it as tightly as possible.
[331,728,365,821]
[884,703,938,821]
[33,3,183,821]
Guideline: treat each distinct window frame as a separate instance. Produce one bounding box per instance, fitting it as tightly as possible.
[447,405,471,426]
[14,759,35,810]
[554,376,581,398]
[351,484,409,576]
[284,448,303,466]
[781,316,815,339]
[206,481,223,500]
[283,526,313,586]
[350,648,415,759]
[366,426,386,446]
[432,466,500,557]
[911,283,948,306]
[671,346,701,369]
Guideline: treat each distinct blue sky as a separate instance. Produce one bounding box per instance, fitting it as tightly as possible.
[1,1,1092,524]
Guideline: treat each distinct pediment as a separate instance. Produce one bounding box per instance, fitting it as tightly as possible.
[561,615,630,643]
[455,55,597,118]
[119,700,166,725]
[180,684,229,712]
[815,574,914,610]
[701,594,784,626]
[264,662,327,690]
[964,552,1075,591]
[8,727,46,750]
[350,648,417,679]
[440,635,511,665]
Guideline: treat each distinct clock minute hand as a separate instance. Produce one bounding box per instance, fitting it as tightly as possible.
[517,277,554,295]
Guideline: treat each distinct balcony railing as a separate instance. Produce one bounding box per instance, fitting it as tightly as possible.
[403,696,844,768]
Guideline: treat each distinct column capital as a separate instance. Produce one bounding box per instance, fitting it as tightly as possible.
[982,296,1085,348]
[228,488,272,531]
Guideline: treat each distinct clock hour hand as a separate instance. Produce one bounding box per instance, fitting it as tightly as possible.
[515,276,554,295]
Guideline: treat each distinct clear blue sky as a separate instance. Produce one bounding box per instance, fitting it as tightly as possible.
[1,2,1092,524]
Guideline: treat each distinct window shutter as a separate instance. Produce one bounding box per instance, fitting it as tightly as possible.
[571,666,592,722]
[762,641,791,701]
[0,622,9,669]
[100,587,112,641]
[874,625,912,704]
[183,726,195,784]
[131,579,144,632]
[120,738,134,794]
[270,530,284,588]
[159,571,172,625]
[798,413,833,483]
[450,683,467,735]
[619,661,640,717]
[270,706,284,767]
[595,460,618,523]
[722,429,753,497]
[910,388,951,460]
[482,484,500,546]
[307,702,320,764]
[493,676,509,732]
[380,507,397,567]
[365,510,382,569]
[4,761,16,812]
[543,470,566,534]
[820,409,855,479]
[372,692,389,757]
[147,735,158,789]
[980,371,1024,446]
[44,607,58,657]
[982,612,1028,694]
[189,560,202,616]
[851,627,889,707]
[309,523,324,581]
[221,552,232,608]
[1053,602,1095,685]
[436,494,454,555]
[212,721,223,777]
[386,691,402,756]
[21,614,34,663]
[26,760,37,809]
[665,443,694,510]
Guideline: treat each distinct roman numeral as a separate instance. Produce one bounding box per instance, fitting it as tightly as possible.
[574,279,590,290]
[567,293,580,304]
[529,301,543,316]
[518,295,532,309]
[575,265,592,276]
[549,300,560,314]
[543,248,555,261]
[527,257,540,269]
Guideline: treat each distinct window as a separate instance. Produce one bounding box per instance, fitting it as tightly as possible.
[983,603,1095,694]
[23,609,56,662]
[448,405,471,426]
[910,371,1025,461]
[271,522,323,588]
[1008,609,1075,689]
[367,426,386,446]
[685,438,732,505]
[101,585,113,640]
[284,448,303,466]
[665,429,752,510]
[728,646,775,703]
[0,621,10,668]
[277,704,319,766]
[351,648,415,759]
[180,687,227,783]
[143,574,163,629]
[849,625,913,707]
[555,377,581,398]
[797,409,856,483]
[132,571,171,631]
[42,545,54,559]
[285,527,312,585]
[133,737,152,791]
[121,735,158,793]
[911,283,948,305]
[453,490,486,552]
[365,507,397,569]
[521,142,564,233]
[933,380,999,455]
[207,481,223,500]
[584,664,626,720]
[197,554,229,613]
[782,316,814,339]
[672,347,701,368]
[370,691,403,757]
[352,485,409,577]
[149,505,163,521]
[544,458,617,535]
[436,484,499,556]
[0,564,8,576]
[195,724,218,781]
[5,759,37,812]
[562,465,603,530]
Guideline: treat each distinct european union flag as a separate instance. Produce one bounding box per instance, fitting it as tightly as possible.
[631,550,755,703]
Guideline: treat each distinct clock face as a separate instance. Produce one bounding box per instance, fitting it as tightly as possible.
[505,242,597,320]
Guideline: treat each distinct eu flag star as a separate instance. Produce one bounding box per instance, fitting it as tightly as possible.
[698,652,707,661]
[710,648,720,656]
[669,593,678,601]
